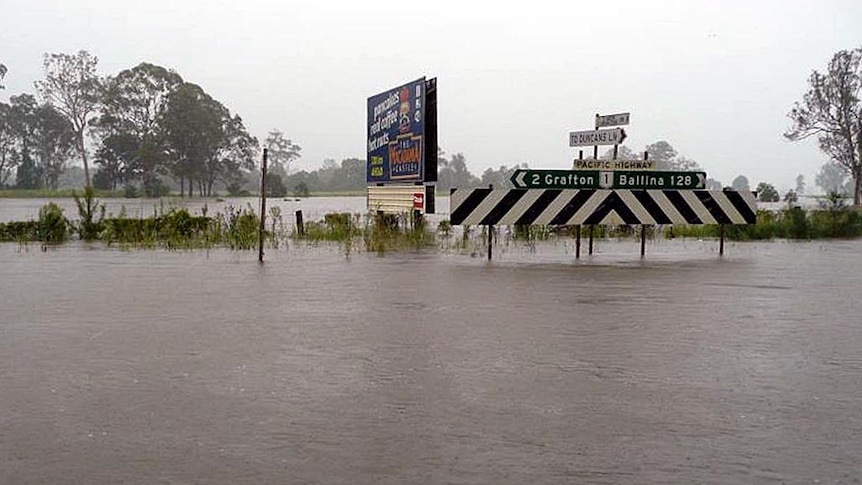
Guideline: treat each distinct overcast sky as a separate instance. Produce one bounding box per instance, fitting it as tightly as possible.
[2,0,860,191]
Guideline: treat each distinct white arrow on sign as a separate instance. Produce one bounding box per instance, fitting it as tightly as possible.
[569,128,626,147]
[514,171,526,188]
[697,173,705,188]
[595,112,630,128]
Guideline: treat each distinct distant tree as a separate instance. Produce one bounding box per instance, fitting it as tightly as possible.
[480,163,527,189]
[447,153,480,189]
[35,50,103,187]
[0,63,6,90]
[705,178,723,190]
[731,175,751,192]
[644,141,701,171]
[815,161,853,195]
[265,172,287,197]
[7,95,40,188]
[0,102,16,186]
[784,189,799,204]
[795,174,806,195]
[33,104,75,190]
[645,141,677,169]
[264,129,302,175]
[15,153,40,189]
[293,181,310,198]
[756,182,780,202]
[600,145,638,160]
[785,47,862,205]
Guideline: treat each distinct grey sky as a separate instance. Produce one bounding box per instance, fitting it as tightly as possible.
[2,0,860,191]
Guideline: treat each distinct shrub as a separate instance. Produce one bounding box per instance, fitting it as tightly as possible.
[37,202,69,244]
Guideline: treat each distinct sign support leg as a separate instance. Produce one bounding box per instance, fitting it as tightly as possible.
[487,225,493,261]
[575,225,581,259]
[588,226,594,255]
[719,224,725,257]
[640,225,647,258]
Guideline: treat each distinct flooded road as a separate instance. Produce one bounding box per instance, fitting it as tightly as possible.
[1,239,861,484]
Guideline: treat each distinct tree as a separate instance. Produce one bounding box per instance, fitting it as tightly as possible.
[264,130,301,175]
[161,82,257,196]
[786,48,862,205]
[0,102,16,186]
[795,174,806,195]
[731,175,750,192]
[98,62,182,193]
[35,50,103,188]
[815,161,853,195]
[93,133,139,190]
[644,141,701,171]
[706,178,723,190]
[645,141,678,169]
[600,145,638,160]
[33,104,75,190]
[0,63,6,90]
[756,182,780,202]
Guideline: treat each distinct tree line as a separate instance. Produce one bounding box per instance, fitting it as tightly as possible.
[4,46,860,202]
[0,51,284,196]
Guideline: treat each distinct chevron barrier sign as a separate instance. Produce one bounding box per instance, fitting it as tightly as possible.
[449,189,757,226]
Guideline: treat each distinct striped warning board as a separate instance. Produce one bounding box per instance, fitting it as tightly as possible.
[449,189,756,226]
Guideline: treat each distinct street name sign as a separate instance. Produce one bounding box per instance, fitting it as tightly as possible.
[569,128,626,147]
[595,112,630,128]
[510,169,706,190]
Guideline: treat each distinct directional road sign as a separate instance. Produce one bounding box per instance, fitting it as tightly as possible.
[569,128,626,147]
[610,170,706,190]
[510,169,706,190]
[511,169,600,189]
[595,112,630,128]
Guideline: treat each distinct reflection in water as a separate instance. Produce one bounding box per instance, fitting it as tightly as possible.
[1,240,861,484]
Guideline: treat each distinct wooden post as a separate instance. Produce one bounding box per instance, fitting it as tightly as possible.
[295,210,304,236]
[258,148,268,263]
[640,225,647,257]
[589,225,594,255]
[719,224,725,257]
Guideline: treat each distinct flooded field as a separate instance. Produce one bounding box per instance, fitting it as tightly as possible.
[1,217,862,483]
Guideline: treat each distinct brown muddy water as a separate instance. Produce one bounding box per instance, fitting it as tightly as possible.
[1,238,862,484]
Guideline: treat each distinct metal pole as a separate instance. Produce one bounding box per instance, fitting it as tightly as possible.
[576,225,581,259]
[258,148,268,263]
[487,184,493,261]
[640,225,647,257]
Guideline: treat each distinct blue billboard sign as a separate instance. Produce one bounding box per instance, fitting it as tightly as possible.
[367,78,427,184]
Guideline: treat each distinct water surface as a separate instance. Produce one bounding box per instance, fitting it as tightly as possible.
[1,239,861,484]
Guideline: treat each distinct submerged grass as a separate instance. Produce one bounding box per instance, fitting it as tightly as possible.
[4,199,862,253]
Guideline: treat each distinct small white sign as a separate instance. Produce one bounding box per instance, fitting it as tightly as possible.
[569,128,626,147]
[595,112,630,128]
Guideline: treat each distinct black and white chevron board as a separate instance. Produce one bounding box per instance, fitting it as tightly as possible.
[449,189,757,226]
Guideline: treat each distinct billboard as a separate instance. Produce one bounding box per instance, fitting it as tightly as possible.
[367,77,436,184]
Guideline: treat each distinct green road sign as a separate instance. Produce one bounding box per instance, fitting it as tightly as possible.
[610,170,706,190]
[510,169,707,190]
[511,169,601,189]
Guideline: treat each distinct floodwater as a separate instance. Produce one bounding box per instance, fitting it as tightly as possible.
[2,226,862,484]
